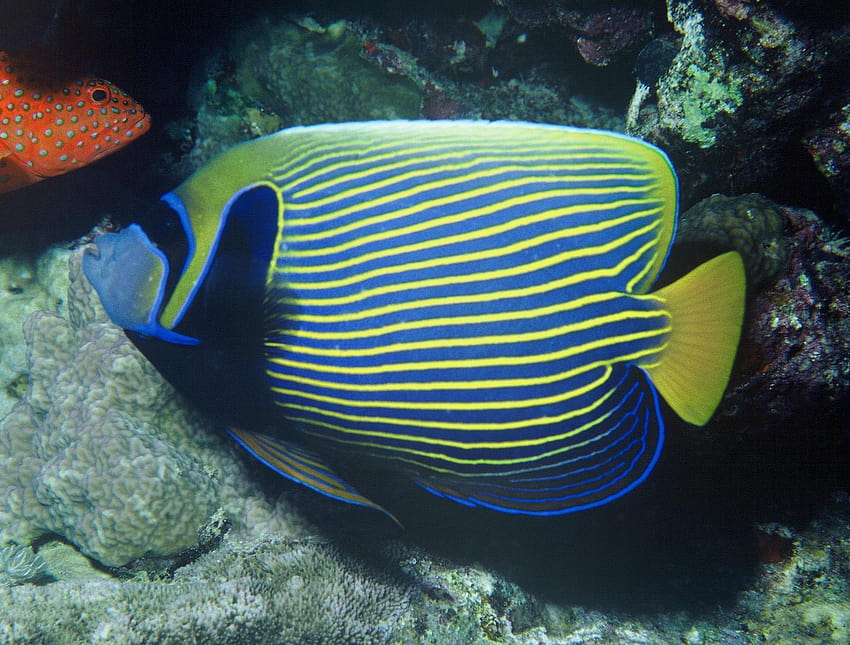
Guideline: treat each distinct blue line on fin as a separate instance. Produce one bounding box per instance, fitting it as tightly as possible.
[227,427,400,525]
[412,386,664,516]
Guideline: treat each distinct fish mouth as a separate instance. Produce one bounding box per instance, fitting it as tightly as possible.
[135,111,153,135]
[128,109,152,136]
[90,110,152,161]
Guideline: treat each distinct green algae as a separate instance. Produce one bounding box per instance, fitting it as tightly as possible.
[676,61,743,148]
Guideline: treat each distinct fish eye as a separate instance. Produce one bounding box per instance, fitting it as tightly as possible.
[89,87,110,103]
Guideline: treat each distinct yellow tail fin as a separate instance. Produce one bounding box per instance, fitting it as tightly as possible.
[645,251,746,426]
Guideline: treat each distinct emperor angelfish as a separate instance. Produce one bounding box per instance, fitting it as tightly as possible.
[83,120,745,519]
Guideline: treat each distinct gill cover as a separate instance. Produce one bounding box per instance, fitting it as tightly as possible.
[82,224,199,345]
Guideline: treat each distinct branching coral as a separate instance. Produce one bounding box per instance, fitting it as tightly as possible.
[0,544,49,586]
[0,536,411,645]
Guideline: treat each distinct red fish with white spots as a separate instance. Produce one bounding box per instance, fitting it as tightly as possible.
[0,51,150,193]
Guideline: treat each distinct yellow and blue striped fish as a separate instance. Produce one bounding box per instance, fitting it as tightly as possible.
[83,120,745,517]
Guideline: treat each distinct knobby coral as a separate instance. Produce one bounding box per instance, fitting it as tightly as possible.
[676,192,790,288]
[0,248,309,568]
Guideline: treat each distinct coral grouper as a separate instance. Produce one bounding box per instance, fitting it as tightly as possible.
[0,51,150,193]
[83,120,745,519]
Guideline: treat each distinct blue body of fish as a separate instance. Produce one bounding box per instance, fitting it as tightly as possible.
[83,121,745,518]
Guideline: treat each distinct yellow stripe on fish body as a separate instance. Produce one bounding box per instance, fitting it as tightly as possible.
[83,120,745,517]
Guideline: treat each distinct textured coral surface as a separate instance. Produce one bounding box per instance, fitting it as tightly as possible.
[627,0,850,213]
[0,250,309,568]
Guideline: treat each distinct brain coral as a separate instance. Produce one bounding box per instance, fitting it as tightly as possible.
[0,248,307,568]
[0,246,70,417]
[676,193,791,288]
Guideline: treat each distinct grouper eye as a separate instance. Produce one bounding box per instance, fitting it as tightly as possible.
[89,87,109,103]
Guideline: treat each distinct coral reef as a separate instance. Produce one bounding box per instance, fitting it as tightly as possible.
[2,493,850,643]
[676,192,791,288]
[35,540,113,582]
[0,544,49,586]
[0,3,848,642]
[171,13,624,176]
[0,248,311,568]
[738,492,850,644]
[347,9,625,130]
[627,0,850,206]
[166,1,850,214]
[559,7,654,67]
[804,103,850,215]
[0,215,842,642]
[0,246,69,417]
[499,1,654,66]
[629,0,744,151]
[0,135,847,645]
[0,536,411,645]
[231,18,421,123]
[0,229,842,641]
[723,204,850,421]
[177,17,421,170]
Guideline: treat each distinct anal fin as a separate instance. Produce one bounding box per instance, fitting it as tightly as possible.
[227,427,399,524]
[413,380,664,517]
